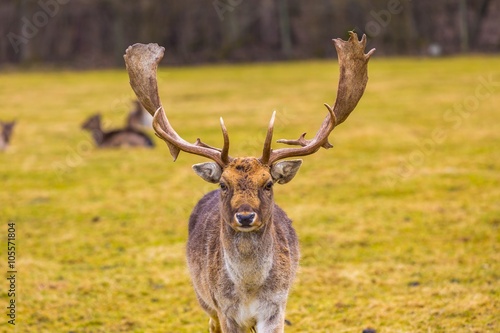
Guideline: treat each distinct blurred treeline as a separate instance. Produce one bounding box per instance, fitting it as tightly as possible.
[0,0,498,68]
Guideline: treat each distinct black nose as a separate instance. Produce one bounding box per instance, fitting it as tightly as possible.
[235,213,256,227]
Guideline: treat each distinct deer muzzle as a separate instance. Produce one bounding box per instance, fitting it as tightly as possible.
[235,212,256,227]
[232,203,261,232]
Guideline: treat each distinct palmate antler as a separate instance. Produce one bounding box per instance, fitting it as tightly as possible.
[124,43,232,167]
[260,31,375,165]
[124,31,374,168]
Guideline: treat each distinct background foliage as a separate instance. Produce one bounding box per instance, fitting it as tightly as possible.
[1,0,499,67]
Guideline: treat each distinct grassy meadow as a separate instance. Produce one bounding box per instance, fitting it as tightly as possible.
[1,55,499,332]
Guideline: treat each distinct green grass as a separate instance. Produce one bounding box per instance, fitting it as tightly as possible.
[1,55,499,332]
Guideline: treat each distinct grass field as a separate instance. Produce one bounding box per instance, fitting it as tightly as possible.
[1,55,499,333]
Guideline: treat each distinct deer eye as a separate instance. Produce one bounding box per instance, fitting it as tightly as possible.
[264,181,274,191]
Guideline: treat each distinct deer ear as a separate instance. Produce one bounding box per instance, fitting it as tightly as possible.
[192,162,222,183]
[271,159,302,184]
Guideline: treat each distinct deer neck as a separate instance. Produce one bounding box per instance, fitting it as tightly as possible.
[221,217,275,291]
[1,131,6,143]
[89,128,105,145]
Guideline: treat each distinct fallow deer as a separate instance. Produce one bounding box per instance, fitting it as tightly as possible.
[124,31,374,332]
[81,113,154,148]
[126,100,153,130]
[0,121,16,151]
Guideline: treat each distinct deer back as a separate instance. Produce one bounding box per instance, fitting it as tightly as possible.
[100,129,154,148]
[81,113,154,148]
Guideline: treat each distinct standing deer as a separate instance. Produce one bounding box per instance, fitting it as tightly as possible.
[0,121,16,151]
[124,32,374,332]
[81,113,155,148]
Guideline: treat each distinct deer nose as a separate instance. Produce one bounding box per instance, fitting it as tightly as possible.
[235,212,256,227]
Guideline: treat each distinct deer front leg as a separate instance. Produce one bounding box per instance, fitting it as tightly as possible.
[255,307,286,333]
[209,315,222,333]
[218,314,252,333]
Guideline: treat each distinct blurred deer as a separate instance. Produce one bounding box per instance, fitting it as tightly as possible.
[124,32,374,332]
[0,121,16,151]
[81,113,154,148]
[126,100,153,130]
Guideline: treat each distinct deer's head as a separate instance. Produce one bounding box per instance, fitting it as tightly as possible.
[194,157,301,231]
[124,32,374,231]
[81,114,102,132]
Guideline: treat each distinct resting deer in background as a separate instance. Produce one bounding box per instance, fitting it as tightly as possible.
[81,113,154,148]
[0,121,16,151]
[126,100,153,130]
[124,32,374,332]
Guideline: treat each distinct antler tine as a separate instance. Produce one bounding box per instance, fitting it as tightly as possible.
[276,103,336,149]
[220,117,230,164]
[151,107,231,166]
[124,43,233,167]
[260,111,276,165]
[263,31,375,165]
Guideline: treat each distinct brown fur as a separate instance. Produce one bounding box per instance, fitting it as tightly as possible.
[81,114,154,148]
[187,158,299,332]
